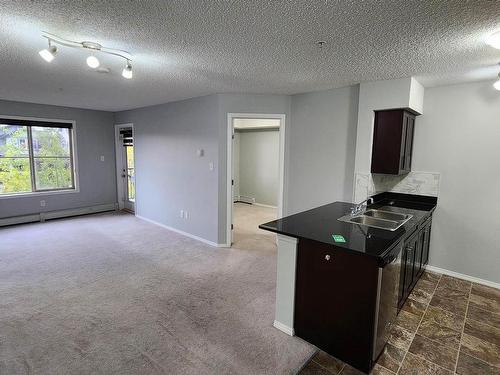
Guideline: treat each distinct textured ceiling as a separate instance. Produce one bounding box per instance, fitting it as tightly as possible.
[0,1,499,111]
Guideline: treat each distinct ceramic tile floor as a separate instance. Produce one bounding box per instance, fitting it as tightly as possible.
[298,271,500,375]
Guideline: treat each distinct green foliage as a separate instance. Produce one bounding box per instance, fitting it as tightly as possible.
[0,126,73,194]
[0,158,31,193]
[0,127,31,194]
[32,127,72,190]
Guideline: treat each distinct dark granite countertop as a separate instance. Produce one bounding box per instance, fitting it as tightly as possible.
[259,192,437,263]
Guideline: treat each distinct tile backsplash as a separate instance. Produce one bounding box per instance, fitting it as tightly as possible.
[354,171,440,203]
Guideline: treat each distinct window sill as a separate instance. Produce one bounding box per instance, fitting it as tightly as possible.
[0,189,79,200]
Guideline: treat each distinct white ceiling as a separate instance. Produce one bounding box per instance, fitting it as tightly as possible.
[0,1,499,112]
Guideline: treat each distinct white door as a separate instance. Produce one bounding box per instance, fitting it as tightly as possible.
[116,125,135,212]
[230,126,235,244]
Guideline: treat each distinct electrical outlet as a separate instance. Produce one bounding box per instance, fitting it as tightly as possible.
[180,210,184,219]
[100,155,105,162]
[40,200,46,207]
[184,211,189,219]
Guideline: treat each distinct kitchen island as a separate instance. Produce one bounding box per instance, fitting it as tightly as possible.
[259,192,437,374]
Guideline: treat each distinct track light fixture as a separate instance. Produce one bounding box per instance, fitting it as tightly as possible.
[494,72,500,91]
[39,40,57,62]
[122,60,133,79]
[39,32,133,79]
[486,31,500,50]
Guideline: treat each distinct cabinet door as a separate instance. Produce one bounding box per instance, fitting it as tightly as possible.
[402,230,421,299]
[294,239,379,373]
[402,240,415,299]
[421,220,432,266]
[413,229,425,280]
[399,114,408,172]
[403,115,415,172]
[398,246,408,308]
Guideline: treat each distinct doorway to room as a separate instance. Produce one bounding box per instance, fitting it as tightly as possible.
[115,124,135,213]
[226,114,285,247]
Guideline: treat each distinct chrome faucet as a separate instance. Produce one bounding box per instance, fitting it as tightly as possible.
[350,197,374,216]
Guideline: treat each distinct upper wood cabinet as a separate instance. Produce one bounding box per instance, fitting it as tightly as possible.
[371,109,418,175]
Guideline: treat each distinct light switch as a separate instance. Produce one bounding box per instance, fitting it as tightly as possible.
[100,155,105,162]
[197,149,204,157]
[209,162,214,171]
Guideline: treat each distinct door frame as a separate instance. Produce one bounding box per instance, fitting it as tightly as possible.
[114,123,135,211]
[226,113,286,246]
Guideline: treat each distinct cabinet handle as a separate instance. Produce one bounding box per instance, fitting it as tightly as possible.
[325,255,331,261]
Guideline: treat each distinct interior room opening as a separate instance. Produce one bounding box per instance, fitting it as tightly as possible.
[115,124,135,213]
[230,117,281,247]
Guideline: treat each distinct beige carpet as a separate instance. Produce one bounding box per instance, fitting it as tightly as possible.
[0,210,314,375]
[233,202,277,250]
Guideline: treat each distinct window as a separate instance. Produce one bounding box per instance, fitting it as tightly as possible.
[0,118,75,195]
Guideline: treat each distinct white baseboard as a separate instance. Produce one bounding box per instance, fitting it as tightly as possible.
[273,320,295,336]
[135,215,223,248]
[426,265,500,290]
[0,203,117,227]
[253,202,278,209]
[238,195,256,204]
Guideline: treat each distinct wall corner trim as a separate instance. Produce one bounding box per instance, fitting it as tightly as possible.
[135,214,220,247]
[273,320,295,336]
[426,265,500,290]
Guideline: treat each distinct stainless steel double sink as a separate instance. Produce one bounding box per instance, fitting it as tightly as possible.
[338,209,412,231]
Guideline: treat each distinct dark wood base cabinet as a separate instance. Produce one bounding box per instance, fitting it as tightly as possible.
[294,217,433,374]
[398,217,433,308]
[294,239,380,374]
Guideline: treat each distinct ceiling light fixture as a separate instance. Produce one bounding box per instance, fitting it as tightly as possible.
[86,55,100,69]
[122,60,133,79]
[486,31,500,49]
[39,40,57,62]
[494,73,500,91]
[39,32,133,79]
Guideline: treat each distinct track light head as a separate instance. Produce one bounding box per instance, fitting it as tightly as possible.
[39,44,57,63]
[122,61,133,79]
[494,73,500,91]
[486,31,500,50]
[86,55,100,69]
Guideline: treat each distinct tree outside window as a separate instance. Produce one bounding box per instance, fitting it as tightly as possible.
[0,121,75,195]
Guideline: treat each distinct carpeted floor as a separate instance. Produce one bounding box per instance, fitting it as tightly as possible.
[232,202,277,250]
[0,209,315,375]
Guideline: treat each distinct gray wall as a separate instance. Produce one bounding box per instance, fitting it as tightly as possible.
[114,95,220,244]
[236,129,280,206]
[413,81,500,284]
[115,90,358,245]
[287,86,359,214]
[0,99,116,218]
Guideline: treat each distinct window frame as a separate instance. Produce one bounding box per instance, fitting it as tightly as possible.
[0,115,79,199]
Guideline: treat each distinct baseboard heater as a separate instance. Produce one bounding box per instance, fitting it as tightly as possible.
[0,203,118,227]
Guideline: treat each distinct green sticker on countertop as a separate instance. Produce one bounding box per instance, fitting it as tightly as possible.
[332,234,346,243]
